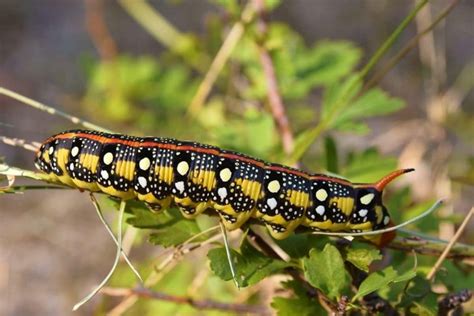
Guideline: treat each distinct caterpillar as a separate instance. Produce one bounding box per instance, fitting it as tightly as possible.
[34,129,412,244]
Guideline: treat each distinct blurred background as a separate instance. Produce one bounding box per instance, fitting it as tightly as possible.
[0,0,473,315]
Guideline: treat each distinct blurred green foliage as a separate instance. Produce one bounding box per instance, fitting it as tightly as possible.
[67,0,474,314]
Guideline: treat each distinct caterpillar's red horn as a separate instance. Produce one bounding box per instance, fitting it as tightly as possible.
[375,168,415,191]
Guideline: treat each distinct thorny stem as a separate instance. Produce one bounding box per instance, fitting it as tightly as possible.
[253,0,295,157]
[101,286,270,315]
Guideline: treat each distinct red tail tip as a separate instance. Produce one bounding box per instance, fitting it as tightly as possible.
[375,168,415,191]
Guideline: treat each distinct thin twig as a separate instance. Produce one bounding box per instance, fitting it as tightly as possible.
[187,3,254,116]
[84,0,118,61]
[253,0,294,156]
[73,199,127,311]
[0,86,111,132]
[363,0,460,92]
[1,135,40,152]
[426,207,474,280]
[101,286,270,315]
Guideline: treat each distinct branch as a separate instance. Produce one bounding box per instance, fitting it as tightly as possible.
[426,207,474,279]
[84,0,118,61]
[253,0,294,157]
[0,86,111,132]
[101,286,270,315]
[187,3,254,116]
[362,0,460,92]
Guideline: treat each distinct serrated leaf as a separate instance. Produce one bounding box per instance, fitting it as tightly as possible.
[295,41,362,88]
[352,266,416,302]
[303,244,350,299]
[345,246,381,272]
[208,239,290,287]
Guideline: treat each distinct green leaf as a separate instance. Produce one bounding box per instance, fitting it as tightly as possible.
[345,245,381,273]
[352,266,416,302]
[275,234,329,259]
[342,148,397,183]
[295,41,362,88]
[324,136,339,173]
[126,206,205,248]
[303,244,350,300]
[148,219,204,247]
[208,239,290,287]
[331,88,405,131]
[271,281,325,316]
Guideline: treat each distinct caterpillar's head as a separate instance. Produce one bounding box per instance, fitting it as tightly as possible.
[352,168,415,246]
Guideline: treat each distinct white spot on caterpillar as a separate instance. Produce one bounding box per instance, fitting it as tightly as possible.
[217,187,227,199]
[358,208,368,217]
[101,170,109,180]
[315,188,328,201]
[383,216,390,225]
[139,157,151,171]
[316,205,325,215]
[71,146,79,157]
[360,193,375,205]
[219,168,232,182]
[103,152,114,165]
[69,163,75,171]
[138,176,147,188]
[267,180,280,193]
[175,181,185,193]
[34,162,41,170]
[177,161,189,176]
[48,146,54,155]
[267,198,277,209]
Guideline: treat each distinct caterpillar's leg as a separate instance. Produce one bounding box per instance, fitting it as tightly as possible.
[219,221,239,289]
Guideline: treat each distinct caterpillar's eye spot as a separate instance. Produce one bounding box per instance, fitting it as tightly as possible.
[315,188,328,202]
[267,180,281,193]
[316,205,325,215]
[266,197,277,209]
[103,152,114,165]
[71,146,80,157]
[101,169,109,180]
[383,216,390,225]
[139,157,151,171]
[358,208,368,217]
[177,161,189,176]
[48,146,54,155]
[138,176,147,188]
[219,168,232,182]
[360,193,375,205]
[217,187,227,199]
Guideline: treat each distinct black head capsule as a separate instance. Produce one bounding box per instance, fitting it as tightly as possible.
[350,168,415,246]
